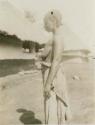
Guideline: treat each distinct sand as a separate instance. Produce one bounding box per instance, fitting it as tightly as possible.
[0,60,95,125]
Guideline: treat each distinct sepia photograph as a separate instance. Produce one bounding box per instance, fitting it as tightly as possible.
[0,0,95,124]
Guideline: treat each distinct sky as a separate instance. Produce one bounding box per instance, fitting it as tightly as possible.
[0,0,95,54]
[8,0,95,41]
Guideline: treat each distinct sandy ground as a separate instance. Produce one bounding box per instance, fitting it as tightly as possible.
[0,44,95,124]
[0,60,95,125]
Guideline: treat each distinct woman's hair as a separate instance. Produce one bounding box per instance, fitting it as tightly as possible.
[44,9,62,32]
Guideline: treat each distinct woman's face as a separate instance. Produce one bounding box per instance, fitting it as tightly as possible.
[44,14,56,32]
[44,10,62,33]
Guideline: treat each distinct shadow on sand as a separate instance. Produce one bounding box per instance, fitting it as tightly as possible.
[16,108,42,124]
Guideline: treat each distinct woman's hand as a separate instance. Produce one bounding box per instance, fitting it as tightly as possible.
[44,84,51,99]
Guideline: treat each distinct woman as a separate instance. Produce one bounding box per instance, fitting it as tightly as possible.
[41,9,90,124]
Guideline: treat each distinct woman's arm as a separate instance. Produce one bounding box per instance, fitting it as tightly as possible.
[44,34,63,97]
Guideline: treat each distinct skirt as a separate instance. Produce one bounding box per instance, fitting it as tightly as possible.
[42,63,72,124]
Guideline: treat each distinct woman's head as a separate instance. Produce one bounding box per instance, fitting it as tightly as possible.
[44,9,62,32]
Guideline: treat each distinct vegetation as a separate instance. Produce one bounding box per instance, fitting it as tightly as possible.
[0,30,22,46]
[22,40,45,53]
[0,30,45,51]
